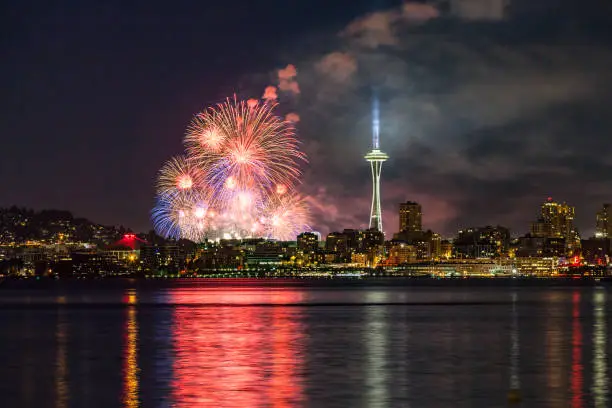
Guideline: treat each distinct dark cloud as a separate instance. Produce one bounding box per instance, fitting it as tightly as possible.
[292,1,612,237]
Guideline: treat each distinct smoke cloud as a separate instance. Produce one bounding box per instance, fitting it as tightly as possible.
[278,64,297,80]
[402,2,441,22]
[277,64,300,95]
[262,86,278,101]
[279,79,300,94]
[315,52,358,83]
[444,0,510,21]
[285,112,300,123]
[342,2,439,48]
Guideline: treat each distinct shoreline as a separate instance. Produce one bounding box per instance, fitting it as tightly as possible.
[1,276,611,289]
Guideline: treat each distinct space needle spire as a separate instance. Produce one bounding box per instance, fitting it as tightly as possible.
[365,95,388,232]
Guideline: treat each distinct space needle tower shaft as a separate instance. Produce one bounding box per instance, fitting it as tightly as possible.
[365,96,388,232]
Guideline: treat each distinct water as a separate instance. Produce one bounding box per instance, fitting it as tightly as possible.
[0,281,610,407]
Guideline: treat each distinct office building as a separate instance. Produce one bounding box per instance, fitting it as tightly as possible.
[596,204,612,238]
[399,201,422,233]
[528,198,580,253]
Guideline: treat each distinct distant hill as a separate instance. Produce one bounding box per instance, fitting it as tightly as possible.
[0,206,130,246]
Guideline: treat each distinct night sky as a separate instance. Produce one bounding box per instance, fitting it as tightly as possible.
[2,0,612,238]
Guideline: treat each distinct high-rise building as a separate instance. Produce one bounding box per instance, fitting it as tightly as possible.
[540,198,575,238]
[365,96,388,232]
[399,201,422,233]
[525,197,580,255]
[596,204,612,238]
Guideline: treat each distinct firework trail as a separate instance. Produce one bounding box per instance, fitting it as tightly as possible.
[151,192,203,241]
[262,193,310,242]
[152,96,309,241]
[156,156,201,196]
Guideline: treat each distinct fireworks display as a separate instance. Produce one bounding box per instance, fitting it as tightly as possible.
[152,97,309,241]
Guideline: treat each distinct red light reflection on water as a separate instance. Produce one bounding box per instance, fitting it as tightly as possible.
[170,289,304,407]
[571,291,583,408]
[122,291,139,408]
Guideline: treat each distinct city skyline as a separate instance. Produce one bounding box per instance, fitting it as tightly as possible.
[3,196,611,242]
[2,0,612,237]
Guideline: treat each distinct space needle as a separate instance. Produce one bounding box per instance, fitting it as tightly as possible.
[365,96,388,232]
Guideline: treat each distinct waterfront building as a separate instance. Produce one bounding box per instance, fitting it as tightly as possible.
[581,238,611,265]
[104,246,139,264]
[453,226,510,258]
[391,259,514,277]
[245,248,283,267]
[387,243,417,265]
[440,240,453,260]
[140,243,182,273]
[511,257,560,277]
[351,252,367,267]
[71,250,125,278]
[318,251,337,265]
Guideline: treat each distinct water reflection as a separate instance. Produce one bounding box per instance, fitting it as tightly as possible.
[509,292,520,392]
[269,306,304,407]
[592,289,608,408]
[571,291,583,408]
[545,291,565,396]
[365,292,389,408]
[55,302,68,408]
[171,290,304,407]
[123,290,139,407]
[3,286,612,407]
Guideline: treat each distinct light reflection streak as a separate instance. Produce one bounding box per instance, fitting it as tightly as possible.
[21,310,34,408]
[571,291,583,408]
[592,289,608,408]
[546,291,564,392]
[55,301,68,408]
[365,291,388,408]
[269,306,304,408]
[171,289,304,407]
[123,290,139,408]
[509,292,520,392]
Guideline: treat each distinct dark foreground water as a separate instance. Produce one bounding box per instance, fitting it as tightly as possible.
[0,281,610,407]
